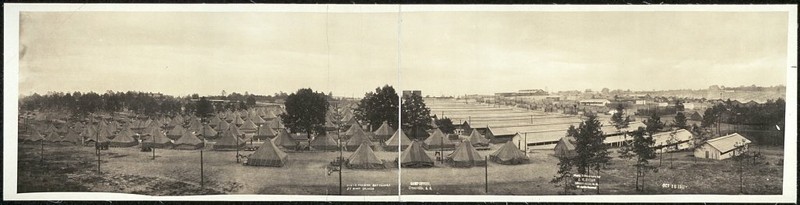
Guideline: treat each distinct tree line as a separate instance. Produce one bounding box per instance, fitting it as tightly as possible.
[18,90,296,119]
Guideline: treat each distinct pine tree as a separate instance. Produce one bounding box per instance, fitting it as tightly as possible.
[673,112,687,129]
[573,115,609,175]
[627,127,657,192]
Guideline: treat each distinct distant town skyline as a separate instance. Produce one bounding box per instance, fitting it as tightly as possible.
[19,11,790,97]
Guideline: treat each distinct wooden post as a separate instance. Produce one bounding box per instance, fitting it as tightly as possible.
[200,149,204,187]
[597,174,600,194]
[484,156,488,194]
[40,140,44,166]
[96,131,101,174]
[339,137,343,195]
[236,134,240,163]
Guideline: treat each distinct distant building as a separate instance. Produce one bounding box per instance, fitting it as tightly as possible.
[578,99,610,106]
[683,103,695,110]
[689,111,704,121]
[693,133,751,160]
[402,90,422,98]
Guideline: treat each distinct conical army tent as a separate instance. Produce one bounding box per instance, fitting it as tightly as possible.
[447,140,486,167]
[246,138,288,167]
[45,124,59,135]
[142,124,161,138]
[467,129,490,147]
[63,131,83,145]
[346,143,384,169]
[118,126,138,140]
[45,132,64,143]
[98,126,115,140]
[266,119,284,130]
[166,117,182,129]
[213,130,246,151]
[263,110,277,120]
[57,124,70,134]
[225,113,238,123]
[240,118,258,133]
[310,134,339,151]
[344,122,363,136]
[346,128,374,151]
[232,116,245,126]
[384,129,411,151]
[174,131,204,150]
[257,109,267,118]
[188,118,203,133]
[141,130,173,149]
[208,116,222,128]
[251,115,267,126]
[373,121,395,143]
[199,124,219,140]
[254,126,276,141]
[110,131,139,147]
[228,125,245,139]
[424,128,454,150]
[79,126,97,140]
[400,140,434,168]
[553,136,577,158]
[215,120,231,132]
[167,125,187,141]
[272,129,298,149]
[490,141,529,165]
[85,132,111,146]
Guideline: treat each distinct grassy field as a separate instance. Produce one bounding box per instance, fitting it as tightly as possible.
[18,142,399,195]
[17,141,783,196]
[400,144,784,195]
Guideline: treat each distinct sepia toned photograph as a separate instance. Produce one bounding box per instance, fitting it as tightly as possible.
[3,4,797,203]
[398,10,792,196]
[13,11,401,196]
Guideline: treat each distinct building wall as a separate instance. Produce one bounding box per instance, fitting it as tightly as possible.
[693,143,749,160]
[693,144,720,159]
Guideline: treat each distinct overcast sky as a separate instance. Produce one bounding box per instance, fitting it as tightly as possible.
[19,11,789,97]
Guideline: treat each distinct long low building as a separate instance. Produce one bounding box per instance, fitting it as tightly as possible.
[694,133,751,160]
[499,122,647,150]
[652,129,694,153]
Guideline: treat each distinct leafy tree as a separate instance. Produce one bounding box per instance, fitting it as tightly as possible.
[184,101,197,115]
[401,92,432,140]
[279,88,329,144]
[700,107,718,128]
[195,97,214,118]
[673,112,687,129]
[246,96,256,107]
[674,99,684,112]
[434,117,455,134]
[238,100,247,111]
[354,85,399,131]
